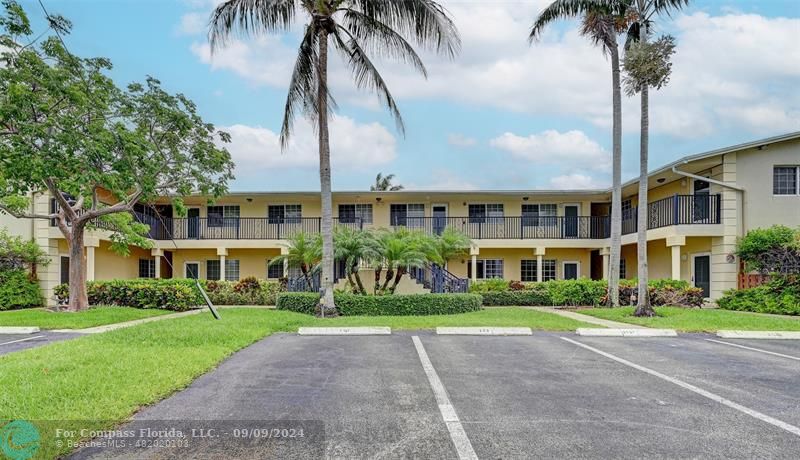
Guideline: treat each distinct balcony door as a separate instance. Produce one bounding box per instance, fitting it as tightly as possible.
[563,204,579,238]
[187,208,200,239]
[693,179,711,223]
[432,204,447,235]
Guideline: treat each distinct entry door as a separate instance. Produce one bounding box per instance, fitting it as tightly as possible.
[693,255,710,298]
[185,262,200,280]
[432,205,447,235]
[563,262,579,280]
[60,256,70,284]
[187,208,200,239]
[564,205,579,238]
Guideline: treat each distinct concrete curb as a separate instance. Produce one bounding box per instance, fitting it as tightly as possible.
[436,327,532,336]
[0,326,41,334]
[716,330,800,340]
[297,327,391,336]
[576,328,678,337]
[51,309,204,334]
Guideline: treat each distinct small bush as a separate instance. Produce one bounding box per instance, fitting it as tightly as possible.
[276,292,321,315]
[55,279,203,311]
[0,269,43,310]
[234,276,261,294]
[469,279,510,293]
[207,279,281,306]
[544,279,606,306]
[718,278,800,315]
[480,288,550,306]
[736,225,799,271]
[508,280,526,291]
[276,292,482,316]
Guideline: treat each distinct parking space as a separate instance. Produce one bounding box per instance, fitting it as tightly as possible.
[0,331,80,356]
[71,332,800,459]
[706,337,800,361]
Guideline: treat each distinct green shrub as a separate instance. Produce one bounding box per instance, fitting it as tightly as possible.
[276,292,319,315]
[718,278,800,315]
[469,278,510,293]
[55,279,203,311]
[544,279,606,306]
[0,269,43,310]
[205,279,281,306]
[480,288,550,306]
[276,292,482,316]
[736,225,799,271]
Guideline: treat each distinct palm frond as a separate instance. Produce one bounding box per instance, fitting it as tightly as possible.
[347,0,460,58]
[340,8,427,77]
[208,0,297,52]
[280,24,319,148]
[331,26,405,135]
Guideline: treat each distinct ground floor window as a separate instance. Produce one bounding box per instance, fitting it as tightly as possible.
[225,260,240,281]
[267,259,283,279]
[206,260,221,281]
[520,259,556,282]
[563,262,579,280]
[138,259,156,278]
[185,263,200,280]
[60,256,70,284]
[619,259,627,280]
[468,259,504,279]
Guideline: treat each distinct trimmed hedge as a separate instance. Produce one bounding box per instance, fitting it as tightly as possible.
[55,279,204,311]
[0,269,43,310]
[276,292,482,316]
[205,278,281,306]
[718,278,800,315]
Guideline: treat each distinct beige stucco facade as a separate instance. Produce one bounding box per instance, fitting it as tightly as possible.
[2,132,799,304]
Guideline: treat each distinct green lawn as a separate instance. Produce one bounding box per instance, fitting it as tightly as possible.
[310,307,596,331]
[0,306,172,329]
[0,307,594,458]
[577,307,800,332]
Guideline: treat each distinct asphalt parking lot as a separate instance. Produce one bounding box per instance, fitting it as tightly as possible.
[72,332,800,459]
[0,331,80,356]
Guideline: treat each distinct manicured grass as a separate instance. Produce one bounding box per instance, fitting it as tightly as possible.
[577,306,800,332]
[0,306,172,329]
[312,307,598,331]
[0,307,595,457]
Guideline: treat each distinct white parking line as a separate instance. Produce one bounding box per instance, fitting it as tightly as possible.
[560,337,800,438]
[411,336,478,460]
[706,339,800,362]
[0,335,45,346]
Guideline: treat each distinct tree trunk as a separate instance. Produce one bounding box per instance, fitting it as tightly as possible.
[607,40,623,307]
[67,224,89,311]
[317,28,336,316]
[390,266,406,294]
[346,270,356,293]
[381,267,394,292]
[634,74,655,317]
[301,264,313,291]
[373,264,382,294]
[352,263,366,295]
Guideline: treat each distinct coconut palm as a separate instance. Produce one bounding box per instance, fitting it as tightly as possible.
[531,0,632,306]
[333,225,381,294]
[623,0,687,316]
[269,231,322,290]
[209,0,460,314]
[370,172,404,191]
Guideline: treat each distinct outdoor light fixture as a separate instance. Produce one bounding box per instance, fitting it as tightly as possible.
[376,197,382,202]
[523,196,529,201]
[657,178,666,184]
[246,198,253,202]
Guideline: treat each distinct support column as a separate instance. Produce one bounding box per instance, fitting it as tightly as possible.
[84,238,99,282]
[600,247,610,280]
[281,247,290,277]
[535,247,546,283]
[469,245,479,283]
[666,236,686,281]
[151,249,164,279]
[217,247,228,281]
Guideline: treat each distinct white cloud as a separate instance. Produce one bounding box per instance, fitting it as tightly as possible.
[447,133,477,148]
[175,12,207,36]
[548,174,607,190]
[221,115,396,176]
[404,170,478,191]
[490,129,610,171]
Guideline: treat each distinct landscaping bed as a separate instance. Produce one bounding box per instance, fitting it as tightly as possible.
[577,306,800,332]
[277,292,482,316]
[0,306,172,329]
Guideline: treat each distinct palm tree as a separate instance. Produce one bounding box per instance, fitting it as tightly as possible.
[210,1,460,314]
[623,0,687,316]
[333,225,381,294]
[371,172,404,191]
[531,0,632,306]
[269,231,322,290]
[432,227,471,268]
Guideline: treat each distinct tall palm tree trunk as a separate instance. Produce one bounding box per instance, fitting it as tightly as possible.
[607,39,623,307]
[317,28,336,315]
[634,82,654,316]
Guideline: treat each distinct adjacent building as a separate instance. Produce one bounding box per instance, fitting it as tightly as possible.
[3,132,799,304]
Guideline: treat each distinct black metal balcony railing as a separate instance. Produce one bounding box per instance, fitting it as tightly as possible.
[119,194,719,240]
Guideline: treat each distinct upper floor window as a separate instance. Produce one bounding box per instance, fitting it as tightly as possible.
[468,204,503,224]
[621,199,634,219]
[773,166,799,195]
[522,204,556,227]
[390,204,424,226]
[338,204,373,224]
[268,204,302,224]
[207,205,240,228]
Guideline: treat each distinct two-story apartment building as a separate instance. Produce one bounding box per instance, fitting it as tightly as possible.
[3,132,799,304]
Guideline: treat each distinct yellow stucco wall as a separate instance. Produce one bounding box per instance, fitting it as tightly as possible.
[736,141,800,232]
[94,242,148,280]
[171,248,281,280]
[446,247,593,281]
[621,237,712,282]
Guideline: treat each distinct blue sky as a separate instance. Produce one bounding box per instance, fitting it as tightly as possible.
[23,0,800,191]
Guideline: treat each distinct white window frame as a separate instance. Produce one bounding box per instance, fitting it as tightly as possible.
[184,261,201,280]
[224,259,240,281]
[773,165,799,196]
[562,261,580,280]
[338,203,373,224]
[206,259,221,281]
[266,259,284,279]
[268,204,303,224]
[207,205,240,228]
[138,258,156,279]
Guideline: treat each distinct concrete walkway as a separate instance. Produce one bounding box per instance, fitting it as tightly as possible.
[526,307,646,329]
[53,309,205,334]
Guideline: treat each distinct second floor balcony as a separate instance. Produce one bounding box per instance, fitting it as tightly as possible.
[126,194,720,241]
